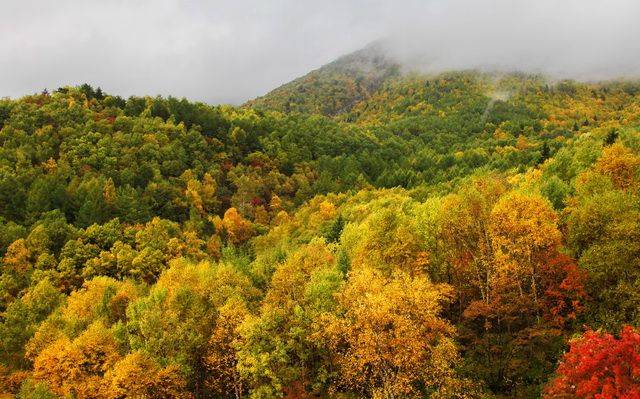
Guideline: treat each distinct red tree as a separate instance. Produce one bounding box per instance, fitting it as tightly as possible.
[545,326,640,399]
[539,253,587,327]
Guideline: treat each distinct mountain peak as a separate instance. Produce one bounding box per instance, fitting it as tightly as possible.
[324,40,394,74]
[246,42,400,116]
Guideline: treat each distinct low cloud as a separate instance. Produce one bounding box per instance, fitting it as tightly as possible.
[1,0,639,104]
[381,0,640,81]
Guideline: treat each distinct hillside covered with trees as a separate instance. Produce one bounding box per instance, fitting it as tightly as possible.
[1,52,640,398]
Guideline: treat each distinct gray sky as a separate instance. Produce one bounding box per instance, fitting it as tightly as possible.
[2,0,640,104]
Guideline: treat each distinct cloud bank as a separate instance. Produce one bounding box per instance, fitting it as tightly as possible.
[2,0,639,104]
[383,0,640,81]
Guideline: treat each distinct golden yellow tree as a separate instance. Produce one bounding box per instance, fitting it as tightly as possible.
[440,176,507,305]
[321,267,464,399]
[594,143,640,190]
[32,321,120,398]
[102,351,190,399]
[217,207,254,246]
[489,192,561,305]
[3,239,32,274]
[204,298,250,398]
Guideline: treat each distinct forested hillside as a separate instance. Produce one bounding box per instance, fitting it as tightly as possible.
[2,60,640,398]
[246,43,400,116]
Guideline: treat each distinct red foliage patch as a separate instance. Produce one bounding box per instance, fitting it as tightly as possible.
[545,326,640,399]
[539,253,588,327]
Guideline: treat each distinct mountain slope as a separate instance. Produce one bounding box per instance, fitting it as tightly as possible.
[2,47,640,398]
[246,42,400,116]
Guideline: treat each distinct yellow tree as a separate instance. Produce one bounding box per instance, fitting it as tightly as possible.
[489,192,561,308]
[216,207,254,246]
[200,172,219,214]
[185,178,204,213]
[594,143,640,190]
[183,171,219,215]
[125,260,259,395]
[440,176,507,306]
[3,238,32,274]
[103,178,117,208]
[343,206,429,277]
[236,240,340,398]
[1,239,33,306]
[102,351,190,399]
[459,189,584,395]
[203,298,250,398]
[321,267,467,399]
[32,321,120,398]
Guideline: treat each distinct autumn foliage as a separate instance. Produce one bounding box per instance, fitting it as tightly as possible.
[322,268,462,398]
[545,326,640,399]
[1,73,640,398]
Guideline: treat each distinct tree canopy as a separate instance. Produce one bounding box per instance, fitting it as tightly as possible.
[1,70,640,398]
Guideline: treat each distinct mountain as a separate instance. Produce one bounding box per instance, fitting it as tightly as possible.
[2,47,640,398]
[246,41,400,115]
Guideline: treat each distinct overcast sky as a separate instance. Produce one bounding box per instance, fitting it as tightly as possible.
[2,0,640,104]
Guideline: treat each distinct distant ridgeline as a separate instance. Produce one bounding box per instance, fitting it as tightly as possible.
[1,48,640,398]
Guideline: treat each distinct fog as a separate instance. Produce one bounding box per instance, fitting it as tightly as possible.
[2,0,639,104]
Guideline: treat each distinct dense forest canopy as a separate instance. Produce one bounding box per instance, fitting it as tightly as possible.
[1,49,640,398]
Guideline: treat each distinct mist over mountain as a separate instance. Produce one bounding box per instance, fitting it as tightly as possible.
[3,0,640,104]
[377,0,640,81]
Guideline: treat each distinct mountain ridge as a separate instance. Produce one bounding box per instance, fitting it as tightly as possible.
[245,41,400,115]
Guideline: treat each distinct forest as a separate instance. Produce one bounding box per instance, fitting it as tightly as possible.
[1,59,640,399]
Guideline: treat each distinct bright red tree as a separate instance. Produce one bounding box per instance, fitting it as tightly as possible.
[545,326,640,399]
